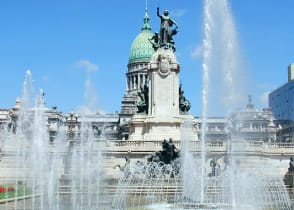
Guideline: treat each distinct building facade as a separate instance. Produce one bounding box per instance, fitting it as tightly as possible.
[0,9,282,145]
[119,9,154,139]
[269,64,294,142]
[231,97,277,142]
[195,117,229,142]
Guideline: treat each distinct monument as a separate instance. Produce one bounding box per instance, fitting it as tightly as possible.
[128,7,197,141]
[112,3,292,209]
[1,3,293,210]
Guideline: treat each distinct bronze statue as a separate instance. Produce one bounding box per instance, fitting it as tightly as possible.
[149,32,160,51]
[157,7,178,50]
[137,82,149,114]
[179,84,191,113]
[137,91,146,113]
[162,139,169,151]
[148,138,179,165]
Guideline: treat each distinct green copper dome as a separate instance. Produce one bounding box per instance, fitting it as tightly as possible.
[128,10,154,64]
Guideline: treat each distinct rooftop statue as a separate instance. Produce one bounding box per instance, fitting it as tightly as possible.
[155,7,178,51]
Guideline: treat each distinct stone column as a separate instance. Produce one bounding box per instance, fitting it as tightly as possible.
[126,76,129,91]
[138,73,141,89]
[132,75,134,90]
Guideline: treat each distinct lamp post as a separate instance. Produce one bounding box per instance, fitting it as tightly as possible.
[66,112,79,140]
[64,112,79,175]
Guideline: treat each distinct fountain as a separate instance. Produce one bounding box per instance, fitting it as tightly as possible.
[112,1,292,209]
[0,1,292,210]
[0,70,107,210]
[112,121,292,209]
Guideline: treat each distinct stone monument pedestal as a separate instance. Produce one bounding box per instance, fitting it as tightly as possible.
[129,114,197,141]
[129,48,198,141]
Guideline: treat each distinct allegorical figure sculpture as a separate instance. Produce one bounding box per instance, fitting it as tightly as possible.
[136,82,149,114]
[179,84,191,113]
[156,7,178,51]
[149,32,160,51]
[147,138,179,165]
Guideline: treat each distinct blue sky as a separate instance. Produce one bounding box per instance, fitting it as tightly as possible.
[0,0,294,117]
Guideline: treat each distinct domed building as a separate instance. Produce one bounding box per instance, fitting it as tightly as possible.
[119,9,154,138]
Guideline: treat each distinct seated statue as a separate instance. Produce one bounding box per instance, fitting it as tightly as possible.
[137,91,147,113]
[136,82,149,114]
[179,84,191,113]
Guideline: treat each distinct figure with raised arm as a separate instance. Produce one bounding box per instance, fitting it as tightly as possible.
[157,7,178,47]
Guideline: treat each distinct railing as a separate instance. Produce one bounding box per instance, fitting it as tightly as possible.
[103,140,294,155]
[2,139,294,156]
[267,142,294,148]
[104,140,226,153]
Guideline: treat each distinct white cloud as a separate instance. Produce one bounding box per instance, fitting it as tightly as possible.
[76,59,98,73]
[190,45,202,59]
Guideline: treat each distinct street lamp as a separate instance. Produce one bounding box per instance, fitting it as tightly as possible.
[64,112,79,175]
[65,112,79,140]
